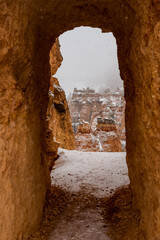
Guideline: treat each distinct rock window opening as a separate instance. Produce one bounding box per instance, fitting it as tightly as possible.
[46,27,130,239]
[48,27,126,153]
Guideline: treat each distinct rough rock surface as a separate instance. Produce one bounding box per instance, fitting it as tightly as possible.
[0,1,160,239]
[75,120,122,152]
[47,40,75,150]
[69,88,125,152]
[50,39,63,76]
[47,76,75,150]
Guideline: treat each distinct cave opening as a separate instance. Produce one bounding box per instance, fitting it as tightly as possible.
[49,27,126,153]
[46,27,130,239]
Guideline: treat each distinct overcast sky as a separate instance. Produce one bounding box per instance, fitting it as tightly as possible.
[55,27,123,97]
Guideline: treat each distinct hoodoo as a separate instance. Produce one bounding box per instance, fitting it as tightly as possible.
[69,87,125,152]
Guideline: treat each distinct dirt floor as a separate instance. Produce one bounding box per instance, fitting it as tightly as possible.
[29,186,143,240]
[29,149,143,240]
[101,187,143,240]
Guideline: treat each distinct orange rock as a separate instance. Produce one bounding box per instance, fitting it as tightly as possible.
[47,40,75,150]
[69,88,125,152]
[77,121,91,134]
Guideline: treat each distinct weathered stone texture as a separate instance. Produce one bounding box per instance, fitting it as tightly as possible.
[75,120,122,152]
[47,77,75,150]
[69,88,125,152]
[48,41,75,150]
[0,0,160,239]
[50,39,63,76]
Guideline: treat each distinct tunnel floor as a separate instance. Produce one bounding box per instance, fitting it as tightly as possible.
[48,191,110,240]
[30,149,140,240]
[49,149,129,239]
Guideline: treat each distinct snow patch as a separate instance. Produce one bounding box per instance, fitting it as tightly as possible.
[49,90,54,98]
[54,84,63,92]
[51,148,129,198]
[97,138,103,152]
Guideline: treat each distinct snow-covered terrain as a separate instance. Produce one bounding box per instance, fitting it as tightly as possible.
[51,148,129,198]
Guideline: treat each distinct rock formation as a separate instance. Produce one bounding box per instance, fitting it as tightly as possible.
[47,77,75,150]
[75,120,122,152]
[0,1,160,239]
[45,40,75,189]
[69,88,125,152]
[47,41,75,151]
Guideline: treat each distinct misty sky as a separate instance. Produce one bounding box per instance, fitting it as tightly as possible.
[55,27,123,96]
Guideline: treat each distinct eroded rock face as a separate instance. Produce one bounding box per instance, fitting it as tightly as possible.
[50,39,63,75]
[47,77,75,150]
[69,88,125,152]
[75,120,122,152]
[47,40,75,150]
[0,1,160,239]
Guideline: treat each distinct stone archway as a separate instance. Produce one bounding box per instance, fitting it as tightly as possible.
[0,0,160,239]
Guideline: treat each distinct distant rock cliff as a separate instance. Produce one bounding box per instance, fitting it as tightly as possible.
[69,87,125,152]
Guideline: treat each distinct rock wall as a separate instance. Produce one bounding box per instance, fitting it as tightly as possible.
[47,77,75,150]
[0,0,160,239]
[69,88,125,152]
[44,40,64,187]
[47,41,75,150]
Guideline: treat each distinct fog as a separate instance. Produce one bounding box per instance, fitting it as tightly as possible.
[55,27,123,97]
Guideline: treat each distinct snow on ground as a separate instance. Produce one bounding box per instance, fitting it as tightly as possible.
[51,148,129,198]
